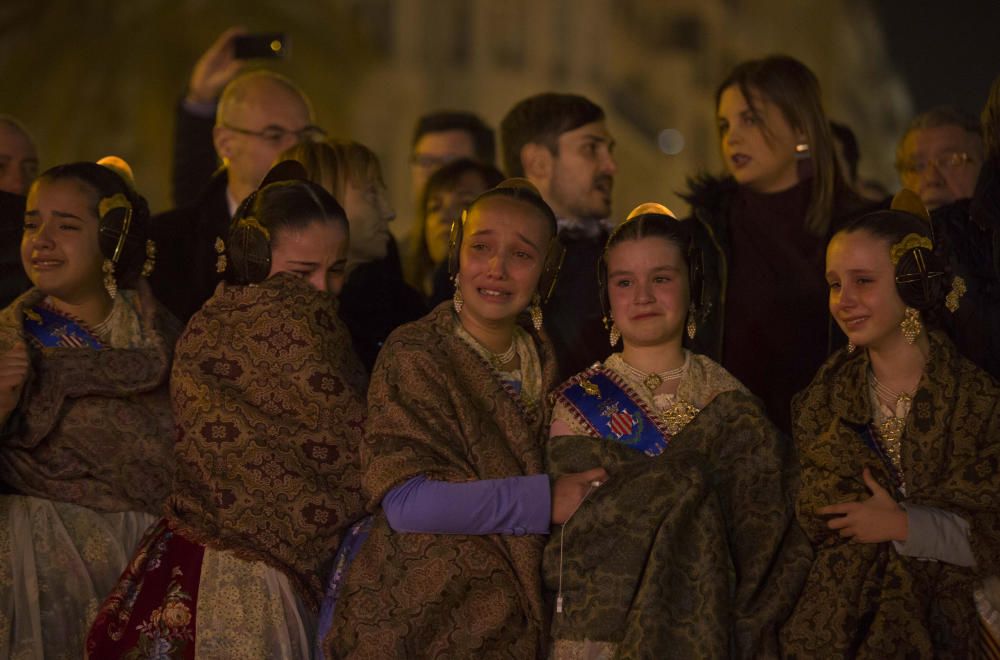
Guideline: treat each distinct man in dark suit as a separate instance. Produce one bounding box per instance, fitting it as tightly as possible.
[151,69,322,322]
[500,93,618,379]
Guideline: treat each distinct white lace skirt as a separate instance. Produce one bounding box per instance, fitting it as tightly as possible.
[0,494,156,660]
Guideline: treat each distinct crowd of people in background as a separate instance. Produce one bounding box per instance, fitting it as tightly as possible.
[0,25,998,659]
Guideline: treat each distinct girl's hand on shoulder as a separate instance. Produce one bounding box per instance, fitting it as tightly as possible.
[818,467,908,544]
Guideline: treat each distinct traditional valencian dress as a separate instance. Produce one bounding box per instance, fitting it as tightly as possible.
[545,350,812,659]
[85,273,368,659]
[782,331,1000,658]
[324,302,559,659]
[0,284,178,658]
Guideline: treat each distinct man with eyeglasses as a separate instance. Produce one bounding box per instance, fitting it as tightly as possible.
[897,106,1000,380]
[896,106,984,211]
[150,66,323,322]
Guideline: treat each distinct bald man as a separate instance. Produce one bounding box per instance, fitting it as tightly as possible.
[0,117,38,196]
[151,70,321,321]
[212,71,322,212]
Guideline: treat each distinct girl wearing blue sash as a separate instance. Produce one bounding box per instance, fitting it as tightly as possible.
[0,161,178,657]
[546,203,811,658]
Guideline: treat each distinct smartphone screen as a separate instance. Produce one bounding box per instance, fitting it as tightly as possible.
[233,33,288,59]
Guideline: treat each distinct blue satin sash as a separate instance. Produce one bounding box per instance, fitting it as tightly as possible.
[555,367,669,456]
[22,305,103,349]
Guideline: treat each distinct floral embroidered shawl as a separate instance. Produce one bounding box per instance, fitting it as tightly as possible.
[164,273,368,609]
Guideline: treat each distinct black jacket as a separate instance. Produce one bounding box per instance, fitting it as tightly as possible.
[338,239,427,373]
[149,168,231,323]
[544,228,611,382]
[932,195,1000,379]
[171,99,219,209]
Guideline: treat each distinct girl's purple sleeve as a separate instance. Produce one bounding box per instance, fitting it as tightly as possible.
[382,474,552,535]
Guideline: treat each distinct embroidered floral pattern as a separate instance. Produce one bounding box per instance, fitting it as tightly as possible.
[126,570,194,659]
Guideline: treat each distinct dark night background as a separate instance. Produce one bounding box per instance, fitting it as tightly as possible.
[875,0,1000,115]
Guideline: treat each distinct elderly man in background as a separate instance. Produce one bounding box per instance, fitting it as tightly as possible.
[896,106,984,211]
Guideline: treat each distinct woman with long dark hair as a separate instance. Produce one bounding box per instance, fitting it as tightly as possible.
[684,54,867,432]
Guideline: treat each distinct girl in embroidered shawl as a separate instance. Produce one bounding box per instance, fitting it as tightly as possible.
[324,179,606,659]
[781,191,1000,658]
[0,160,178,658]
[546,203,811,659]
[86,163,369,659]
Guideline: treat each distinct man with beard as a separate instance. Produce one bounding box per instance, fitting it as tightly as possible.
[501,93,617,378]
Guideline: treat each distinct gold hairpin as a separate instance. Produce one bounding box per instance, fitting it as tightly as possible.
[889,233,933,266]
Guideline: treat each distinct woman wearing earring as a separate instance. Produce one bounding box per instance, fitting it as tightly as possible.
[544,203,810,659]
[683,54,867,433]
[86,164,369,658]
[0,161,177,657]
[781,192,1000,657]
[324,179,606,659]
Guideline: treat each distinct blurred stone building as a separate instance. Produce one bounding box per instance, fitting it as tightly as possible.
[0,0,910,240]
[347,0,912,245]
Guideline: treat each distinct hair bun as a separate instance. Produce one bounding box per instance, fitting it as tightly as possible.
[261,160,309,187]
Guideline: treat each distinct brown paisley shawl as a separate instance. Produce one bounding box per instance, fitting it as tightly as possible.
[165,273,368,609]
[545,356,812,659]
[782,331,1000,658]
[0,284,178,513]
[325,301,559,659]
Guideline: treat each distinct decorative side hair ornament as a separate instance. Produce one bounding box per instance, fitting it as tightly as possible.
[889,233,933,267]
[887,189,949,313]
[97,192,134,300]
[225,160,310,285]
[95,157,156,297]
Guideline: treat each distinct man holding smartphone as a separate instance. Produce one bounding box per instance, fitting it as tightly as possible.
[152,28,323,321]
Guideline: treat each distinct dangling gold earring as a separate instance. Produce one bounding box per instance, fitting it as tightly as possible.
[900,307,921,344]
[686,305,697,340]
[141,239,157,277]
[609,323,620,348]
[102,259,118,300]
[453,274,464,314]
[847,340,856,353]
[529,293,543,331]
[215,236,227,273]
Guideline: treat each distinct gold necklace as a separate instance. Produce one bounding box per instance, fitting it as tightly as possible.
[490,339,517,368]
[867,368,914,489]
[869,368,915,411]
[619,356,686,393]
